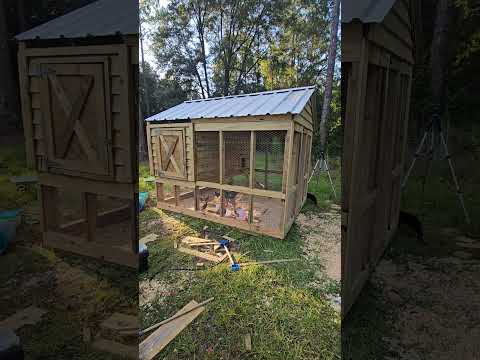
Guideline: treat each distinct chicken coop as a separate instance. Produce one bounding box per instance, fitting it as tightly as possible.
[16,0,139,267]
[342,0,420,314]
[146,86,317,239]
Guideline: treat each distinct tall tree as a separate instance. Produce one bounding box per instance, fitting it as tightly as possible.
[319,0,340,154]
[430,0,453,115]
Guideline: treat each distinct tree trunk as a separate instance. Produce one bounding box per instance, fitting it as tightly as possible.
[0,1,19,131]
[318,0,340,153]
[430,0,452,115]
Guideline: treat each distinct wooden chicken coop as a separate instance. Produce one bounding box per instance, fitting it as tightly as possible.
[146,86,317,239]
[16,0,139,267]
[342,0,420,314]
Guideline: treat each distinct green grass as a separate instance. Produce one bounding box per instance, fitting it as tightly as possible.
[0,141,137,359]
[0,143,37,210]
[139,157,342,359]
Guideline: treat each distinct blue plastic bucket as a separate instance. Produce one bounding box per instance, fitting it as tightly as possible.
[0,210,20,255]
[139,192,149,212]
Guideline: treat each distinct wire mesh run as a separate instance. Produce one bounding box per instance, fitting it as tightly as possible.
[156,182,174,204]
[222,191,250,223]
[254,130,286,192]
[195,132,220,182]
[223,131,250,187]
[95,195,133,246]
[176,186,196,211]
[197,187,222,217]
[252,196,284,233]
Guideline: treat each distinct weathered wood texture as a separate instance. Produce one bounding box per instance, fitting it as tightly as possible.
[19,44,137,183]
[18,39,139,266]
[341,0,414,316]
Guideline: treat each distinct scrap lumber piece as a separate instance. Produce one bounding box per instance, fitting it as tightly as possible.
[178,246,223,263]
[245,333,252,351]
[92,338,138,359]
[139,299,212,360]
[140,233,158,245]
[182,236,215,244]
[0,306,47,330]
[241,258,300,266]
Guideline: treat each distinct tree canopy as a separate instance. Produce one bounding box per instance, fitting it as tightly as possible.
[140,0,341,156]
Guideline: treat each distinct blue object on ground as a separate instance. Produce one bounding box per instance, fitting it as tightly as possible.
[139,243,149,272]
[0,210,21,255]
[231,263,240,271]
[139,192,149,212]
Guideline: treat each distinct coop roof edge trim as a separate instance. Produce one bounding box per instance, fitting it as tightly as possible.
[145,85,317,122]
[15,0,138,41]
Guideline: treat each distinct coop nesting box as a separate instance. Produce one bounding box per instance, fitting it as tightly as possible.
[146,86,317,239]
[16,0,139,267]
[341,0,419,314]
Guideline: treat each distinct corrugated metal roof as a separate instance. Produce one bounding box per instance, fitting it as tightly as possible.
[15,0,138,40]
[341,0,396,23]
[145,86,316,122]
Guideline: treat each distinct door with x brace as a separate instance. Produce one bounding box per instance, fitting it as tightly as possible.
[39,57,113,179]
[155,129,187,179]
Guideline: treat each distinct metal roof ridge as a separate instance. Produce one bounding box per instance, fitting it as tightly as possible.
[183,85,316,104]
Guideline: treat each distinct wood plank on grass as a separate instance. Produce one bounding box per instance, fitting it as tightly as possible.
[178,246,223,263]
[139,300,205,360]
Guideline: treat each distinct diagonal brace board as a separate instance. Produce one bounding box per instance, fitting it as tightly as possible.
[159,135,182,174]
[48,72,97,161]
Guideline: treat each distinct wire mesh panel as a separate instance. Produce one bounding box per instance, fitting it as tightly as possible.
[197,187,222,217]
[222,191,250,223]
[252,196,284,233]
[55,187,87,237]
[95,195,133,246]
[156,182,174,205]
[223,131,250,187]
[195,132,220,182]
[254,130,286,192]
[176,186,196,211]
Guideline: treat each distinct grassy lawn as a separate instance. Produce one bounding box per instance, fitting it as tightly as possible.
[0,139,137,359]
[139,158,341,359]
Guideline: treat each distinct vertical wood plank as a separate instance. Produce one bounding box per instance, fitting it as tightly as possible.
[17,43,36,168]
[282,120,295,236]
[42,185,59,231]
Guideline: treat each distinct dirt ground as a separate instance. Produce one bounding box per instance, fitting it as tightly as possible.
[372,228,480,359]
[296,203,341,282]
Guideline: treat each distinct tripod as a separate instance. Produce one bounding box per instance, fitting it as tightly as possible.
[401,113,470,224]
[309,151,337,199]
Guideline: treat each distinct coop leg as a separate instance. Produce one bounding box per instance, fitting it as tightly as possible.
[41,185,59,232]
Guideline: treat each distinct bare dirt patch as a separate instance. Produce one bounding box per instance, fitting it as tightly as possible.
[374,245,480,360]
[297,204,341,282]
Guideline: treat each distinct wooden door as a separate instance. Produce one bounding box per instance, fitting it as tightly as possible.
[342,45,389,314]
[38,57,112,179]
[156,129,187,179]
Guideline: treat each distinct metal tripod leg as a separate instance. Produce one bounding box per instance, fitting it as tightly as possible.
[402,129,430,188]
[323,155,337,199]
[439,131,471,224]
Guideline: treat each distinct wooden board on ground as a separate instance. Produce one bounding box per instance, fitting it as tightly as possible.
[139,300,205,360]
[0,306,47,331]
[178,246,224,263]
[140,233,158,245]
[92,338,138,359]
